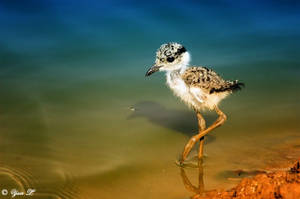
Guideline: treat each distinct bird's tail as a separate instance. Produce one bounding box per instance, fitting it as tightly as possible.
[227,80,245,92]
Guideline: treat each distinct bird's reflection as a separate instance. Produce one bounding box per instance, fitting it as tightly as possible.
[180,160,205,199]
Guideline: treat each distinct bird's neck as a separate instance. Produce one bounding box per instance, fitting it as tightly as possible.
[167,62,188,76]
[167,66,186,76]
[166,64,187,86]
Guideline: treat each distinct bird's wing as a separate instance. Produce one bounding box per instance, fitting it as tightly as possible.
[182,66,241,94]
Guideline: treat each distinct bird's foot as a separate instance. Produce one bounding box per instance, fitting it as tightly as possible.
[175,155,205,168]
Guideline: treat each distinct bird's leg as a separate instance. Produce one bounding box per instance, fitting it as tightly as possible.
[181,106,227,163]
[197,112,206,159]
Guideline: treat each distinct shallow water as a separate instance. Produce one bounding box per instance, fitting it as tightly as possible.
[0,1,300,198]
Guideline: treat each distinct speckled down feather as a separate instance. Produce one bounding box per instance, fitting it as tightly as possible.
[182,66,243,94]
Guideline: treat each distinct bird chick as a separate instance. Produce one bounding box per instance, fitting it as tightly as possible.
[145,42,244,164]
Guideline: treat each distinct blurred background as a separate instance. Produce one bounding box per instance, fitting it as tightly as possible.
[0,0,300,198]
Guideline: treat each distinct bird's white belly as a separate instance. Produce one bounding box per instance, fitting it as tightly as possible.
[166,72,199,108]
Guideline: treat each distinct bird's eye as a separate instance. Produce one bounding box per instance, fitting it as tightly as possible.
[160,58,165,62]
[167,57,174,63]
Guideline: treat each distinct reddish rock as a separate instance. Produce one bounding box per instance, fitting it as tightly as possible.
[198,160,300,199]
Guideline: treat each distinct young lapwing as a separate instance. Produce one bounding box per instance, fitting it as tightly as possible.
[145,42,244,164]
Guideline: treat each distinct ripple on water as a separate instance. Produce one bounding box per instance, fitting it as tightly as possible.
[0,165,35,192]
[0,162,79,199]
[30,167,79,199]
[51,168,79,199]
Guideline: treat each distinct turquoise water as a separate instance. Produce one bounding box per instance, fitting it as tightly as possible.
[0,1,300,198]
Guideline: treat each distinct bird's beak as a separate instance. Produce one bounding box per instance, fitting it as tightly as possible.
[145,65,161,77]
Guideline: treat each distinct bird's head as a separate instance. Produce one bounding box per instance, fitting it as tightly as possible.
[145,42,190,76]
